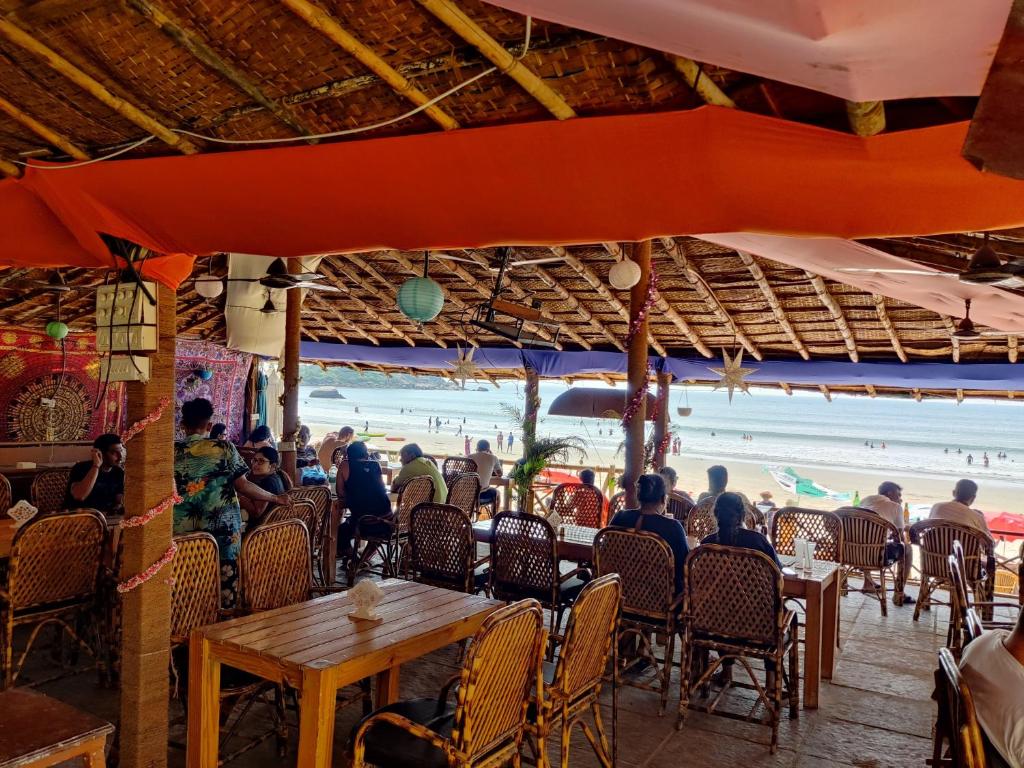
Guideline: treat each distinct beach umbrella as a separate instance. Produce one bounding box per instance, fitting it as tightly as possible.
[548,387,657,420]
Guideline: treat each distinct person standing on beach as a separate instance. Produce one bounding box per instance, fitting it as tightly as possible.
[464,435,471,456]
[507,432,514,452]
[497,431,504,452]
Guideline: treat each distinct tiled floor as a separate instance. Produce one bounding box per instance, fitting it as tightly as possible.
[20,583,946,767]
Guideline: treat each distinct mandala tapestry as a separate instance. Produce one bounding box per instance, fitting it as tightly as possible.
[0,330,125,442]
[175,340,253,442]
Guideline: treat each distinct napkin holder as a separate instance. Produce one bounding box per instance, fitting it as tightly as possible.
[7,500,38,528]
[348,580,384,622]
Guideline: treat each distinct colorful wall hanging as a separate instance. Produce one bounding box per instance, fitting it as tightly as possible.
[174,340,252,442]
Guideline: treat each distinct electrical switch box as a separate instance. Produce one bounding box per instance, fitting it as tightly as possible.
[95,282,158,352]
[100,355,151,382]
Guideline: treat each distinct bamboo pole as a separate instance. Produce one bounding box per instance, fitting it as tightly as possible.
[737,250,809,360]
[525,263,618,350]
[281,264,301,484]
[779,381,792,396]
[1009,335,1018,363]
[119,282,175,768]
[806,272,859,363]
[845,100,886,137]
[940,316,961,363]
[865,384,877,398]
[281,0,459,130]
[624,241,652,507]
[819,384,832,402]
[0,18,197,153]
[652,370,670,469]
[0,154,21,177]
[320,260,418,346]
[0,93,88,159]
[307,291,379,345]
[872,294,907,362]
[417,0,576,120]
[670,56,736,108]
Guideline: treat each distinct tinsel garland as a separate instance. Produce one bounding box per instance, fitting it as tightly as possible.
[117,542,177,594]
[621,265,659,430]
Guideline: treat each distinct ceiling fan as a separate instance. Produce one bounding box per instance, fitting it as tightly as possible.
[0,270,104,294]
[223,257,342,292]
[432,251,567,272]
[952,299,1014,340]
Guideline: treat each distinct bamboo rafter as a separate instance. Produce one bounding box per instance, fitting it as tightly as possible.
[669,56,736,107]
[0,18,198,153]
[659,237,762,360]
[319,261,417,346]
[736,250,809,360]
[957,388,965,403]
[0,92,88,159]
[940,316,961,363]
[307,290,379,345]
[865,384,877,397]
[819,384,832,402]
[805,272,859,362]
[416,0,576,120]
[1009,335,1018,363]
[282,0,459,131]
[0,153,21,176]
[871,294,907,363]
[779,381,792,396]
[846,100,886,136]
[127,0,315,138]
[526,262,620,351]
[913,388,923,402]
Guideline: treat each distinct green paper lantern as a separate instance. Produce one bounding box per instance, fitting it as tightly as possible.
[45,320,69,340]
[396,276,444,322]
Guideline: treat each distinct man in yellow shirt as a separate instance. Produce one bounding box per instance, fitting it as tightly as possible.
[391,443,447,503]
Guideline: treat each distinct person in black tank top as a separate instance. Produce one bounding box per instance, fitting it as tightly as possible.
[336,441,393,557]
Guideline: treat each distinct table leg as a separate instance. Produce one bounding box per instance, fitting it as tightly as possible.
[374,665,401,709]
[802,583,823,709]
[82,737,107,768]
[821,575,840,680]
[297,663,338,768]
[324,503,341,585]
[186,633,221,768]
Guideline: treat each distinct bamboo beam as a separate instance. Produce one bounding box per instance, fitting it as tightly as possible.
[805,273,859,362]
[0,154,21,176]
[819,384,832,402]
[281,0,459,130]
[1010,335,1019,363]
[956,388,965,403]
[865,384,877,398]
[126,0,314,138]
[940,316,961,362]
[417,0,576,120]
[737,250,809,360]
[913,388,923,403]
[669,56,736,107]
[527,262,620,351]
[779,382,792,396]
[281,261,301,484]
[624,240,652,507]
[845,100,886,136]
[871,295,907,363]
[652,370,671,469]
[0,92,88,159]
[120,282,174,768]
[319,261,417,345]
[306,291,376,345]
[659,237,762,360]
[0,18,197,153]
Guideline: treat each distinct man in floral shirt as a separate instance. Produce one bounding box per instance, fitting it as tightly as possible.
[174,398,288,607]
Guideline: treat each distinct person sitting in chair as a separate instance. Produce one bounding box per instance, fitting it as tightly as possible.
[697,465,751,508]
[468,439,502,516]
[610,474,689,595]
[859,481,914,605]
[578,468,596,486]
[930,479,992,539]
[335,440,393,560]
[391,443,447,503]
[701,492,781,567]
[65,433,125,514]
[240,446,285,526]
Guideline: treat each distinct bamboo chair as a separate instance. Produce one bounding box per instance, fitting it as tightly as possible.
[169,532,284,761]
[835,507,904,615]
[286,485,331,576]
[525,574,621,768]
[409,502,489,595]
[947,551,1017,656]
[771,507,843,563]
[30,468,71,515]
[260,497,318,533]
[607,492,626,520]
[0,510,105,688]
[490,512,590,650]
[0,473,10,515]
[912,521,995,623]
[963,607,985,648]
[350,599,545,768]
[276,468,293,491]
[666,491,694,525]
[447,473,482,522]
[351,475,434,583]
[442,456,478,488]
[686,498,718,541]
[592,526,680,715]
[680,544,799,754]
[932,647,989,768]
[954,540,1018,625]
[549,483,604,528]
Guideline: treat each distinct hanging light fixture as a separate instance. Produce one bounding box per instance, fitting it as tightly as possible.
[195,274,224,299]
[608,257,641,290]
[396,252,444,323]
[45,320,69,340]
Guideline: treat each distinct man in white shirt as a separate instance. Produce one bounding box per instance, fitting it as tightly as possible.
[960,611,1024,768]
[929,479,991,539]
[468,439,502,511]
[858,481,914,605]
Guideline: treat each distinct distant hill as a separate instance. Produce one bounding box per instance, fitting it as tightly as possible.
[301,363,458,390]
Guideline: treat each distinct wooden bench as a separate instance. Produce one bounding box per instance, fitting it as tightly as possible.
[0,689,113,767]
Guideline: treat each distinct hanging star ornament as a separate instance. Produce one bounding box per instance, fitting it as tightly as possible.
[708,348,757,403]
[447,345,479,389]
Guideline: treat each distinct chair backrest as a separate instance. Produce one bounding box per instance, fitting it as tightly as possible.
[937,647,988,768]
[451,599,545,763]
[169,533,220,644]
[0,473,10,515]
[963,608,985,648]
[330,446,347,466]
[287,485,331,544]
[608,492,626,519]
[442,456,478,487]
[686,498,718,541]
[835,507,897,569]
[490,512,557,600]
[552,575,621,700]
[666,491,694,523]
[409,502,476,592]
[8,510,105,610]
[276,468,293,491]
[771,507,843,563]
[447,473,481,518]
[593,527,675,620]
[239,519,312,611]
[549,483,604,528]
[30,468,71,515]
[685,544,783,647]
[912,520,991,582]
[396,475,434,532]
[261,497,318,533]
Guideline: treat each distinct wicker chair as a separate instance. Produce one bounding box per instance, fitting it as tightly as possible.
[525,574,621,768]
[912,521,994,625]
[835,507,904,615]
[666,492,694,524]
[409,503,489,595]
[0,510,105,688]
[239,519,315,612]
[686,498,718,541]
[260,497,318,532]
[607,492,626,520]
[549,483,604,528]
[592,526,680,715]
[350,475,434,584]
[932,647,988,768]
[771,507,843,563]
[350,599,545,768]
[447,473,482,521]
[0,473,10,515]
[442,457,478,488]
[680,544,799,753]
[947,548,1016,656]
[490,512,590,648]
[286,485,332,582]
[30,468,71,515]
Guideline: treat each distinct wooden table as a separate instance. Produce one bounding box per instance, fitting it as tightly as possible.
[0,688,113,767]
[187,579,502,768]
[472,520,597,562]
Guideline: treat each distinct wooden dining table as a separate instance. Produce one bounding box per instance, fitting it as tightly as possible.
[186,579,502,768]
[472,521,841,709]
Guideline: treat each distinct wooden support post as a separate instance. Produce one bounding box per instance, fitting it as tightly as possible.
[652,370,671,469]
[281,265,301,484]
[624,241,652,508]
[119,283,176,768]
[522,363,539,456]
[1009,335,1019,363]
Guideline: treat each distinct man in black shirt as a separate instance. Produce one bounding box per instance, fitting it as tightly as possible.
[65,433,125,514]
